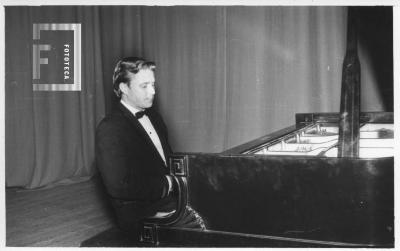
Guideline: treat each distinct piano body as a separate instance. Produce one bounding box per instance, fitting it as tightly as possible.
[140,8,394,247]
[140,112,394,247]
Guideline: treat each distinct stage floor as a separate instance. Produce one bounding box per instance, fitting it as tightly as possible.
[6,176,114,247]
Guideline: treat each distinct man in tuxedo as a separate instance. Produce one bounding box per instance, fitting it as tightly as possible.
[96,57,204,237]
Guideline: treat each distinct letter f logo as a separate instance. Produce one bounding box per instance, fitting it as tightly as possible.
[32,44,50,79]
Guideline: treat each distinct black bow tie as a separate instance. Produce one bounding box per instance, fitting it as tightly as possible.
[135,110,148,119]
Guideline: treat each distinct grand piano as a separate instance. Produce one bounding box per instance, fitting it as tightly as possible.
[140,111,393,247]
[139,8,394,247]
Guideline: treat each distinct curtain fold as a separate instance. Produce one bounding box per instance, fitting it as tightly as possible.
[5,6,388,188]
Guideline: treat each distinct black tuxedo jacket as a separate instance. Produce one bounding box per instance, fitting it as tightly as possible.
[96,102,175,230]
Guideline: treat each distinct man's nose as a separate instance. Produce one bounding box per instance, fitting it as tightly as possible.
[148,85,155,95]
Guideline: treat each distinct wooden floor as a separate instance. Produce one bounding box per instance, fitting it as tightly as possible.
[6,176,115,247]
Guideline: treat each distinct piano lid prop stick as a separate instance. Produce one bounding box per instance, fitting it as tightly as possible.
[338,7,361,158]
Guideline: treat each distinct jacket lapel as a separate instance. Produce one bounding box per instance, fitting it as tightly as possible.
[118,103,166,166]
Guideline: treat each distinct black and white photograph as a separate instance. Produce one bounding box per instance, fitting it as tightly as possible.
[1,0,398,248]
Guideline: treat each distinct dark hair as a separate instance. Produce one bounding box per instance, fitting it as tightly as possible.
[112,57,156,97]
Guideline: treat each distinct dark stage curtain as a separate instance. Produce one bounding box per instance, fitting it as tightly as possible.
[5,6,389,188]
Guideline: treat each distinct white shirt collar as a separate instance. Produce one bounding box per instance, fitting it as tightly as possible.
[120,99,143,117]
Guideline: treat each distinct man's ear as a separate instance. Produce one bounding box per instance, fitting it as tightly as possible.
[119,82,128,94]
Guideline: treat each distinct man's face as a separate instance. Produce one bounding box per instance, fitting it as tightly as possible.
[121,69,156,110]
